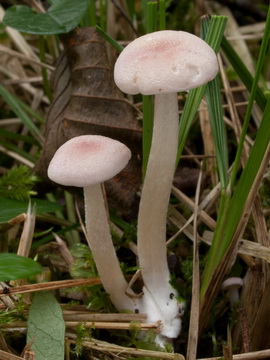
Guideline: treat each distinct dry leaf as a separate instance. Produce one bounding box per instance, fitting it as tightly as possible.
[35,27,142,215]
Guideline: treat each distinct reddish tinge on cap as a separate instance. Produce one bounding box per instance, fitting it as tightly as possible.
[114,30,218,95]
[48,135,131,187]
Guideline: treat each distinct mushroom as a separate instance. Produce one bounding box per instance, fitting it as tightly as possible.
[47,135,140,312]
[114,30,218,339]
[222,277,243,308]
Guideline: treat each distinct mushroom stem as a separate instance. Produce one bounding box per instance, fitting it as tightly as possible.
[137,92,179,295]
[84,184,139,312]
[228,287,240,307]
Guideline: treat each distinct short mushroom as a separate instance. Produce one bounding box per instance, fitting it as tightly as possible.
[114,30,218,339]
[222,277,243,308]
[47,135,140,312]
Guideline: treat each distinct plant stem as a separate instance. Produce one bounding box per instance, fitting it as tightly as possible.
[137,93,179,295]
[84,184,139,312]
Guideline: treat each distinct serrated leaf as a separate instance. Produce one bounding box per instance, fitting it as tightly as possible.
[0,254,41,281]
[3,0,88,35]
[0,197,62,224]
[27,292,65,360]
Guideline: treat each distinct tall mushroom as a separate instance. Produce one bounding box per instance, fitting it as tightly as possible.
[114,30,218,338]
[47,135,140,312]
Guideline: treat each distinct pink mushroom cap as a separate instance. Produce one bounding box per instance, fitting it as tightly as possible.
[114,30,218,95]
[222,277,243,291]
[47,135,131,187]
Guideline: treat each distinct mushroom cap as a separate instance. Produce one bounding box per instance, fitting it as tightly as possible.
[222,277,244,291]
[114,30,218,95]
[47,135,131,187]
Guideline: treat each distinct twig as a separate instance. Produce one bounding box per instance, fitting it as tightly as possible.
[186,164,203,360]
[0,278,101,297]
[0,145,35,168]
[65,321,161,331]
[0,350,24,360]
[66,333,185,360]
[198,348,270,360]
[63,312,147,322]
[0,44,55,71]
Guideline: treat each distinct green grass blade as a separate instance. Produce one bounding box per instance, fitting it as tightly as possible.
[146,1,158,33]
[201,6,270,298]
[0,128,40,147]
[176,15,228,165]
[0,85,44,143]
[141,1,158,179]
[229,4,270,192]
[201,97,270,299]
[205,75,228,188]
[17,98,45,125]
[142,95,154,179]
[221,37,267,111]
[224,100,270,252]
[0,138,37,163]
[159,0,166,30]
[95,25,124,52]
[201,16,228,189]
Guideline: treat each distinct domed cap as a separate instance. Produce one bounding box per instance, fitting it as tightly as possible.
[222,277,244,290]
[114,30,218,95]
[48,135,131,187]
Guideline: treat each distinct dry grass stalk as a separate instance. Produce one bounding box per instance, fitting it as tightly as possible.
[67,333,185,360]
[168,202,270,265]
[0,278,101,297]
[63,312,147,322]
[65,321,160,331]
[199,143,270,333]
[1,320,159,332]
[198,348,270,360]
[17,202,36,258]
[0,5,39,61]
[0,350,24,360]
[202,231,270,264]
[199,106,219,186]
[186,166,203,360]
[0,44,55,72]
[0,145,35,168]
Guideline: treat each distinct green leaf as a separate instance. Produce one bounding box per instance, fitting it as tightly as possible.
[0,197,62,223]
[3,0,88,35]
[0,253,41,281]
[27,291,65,360]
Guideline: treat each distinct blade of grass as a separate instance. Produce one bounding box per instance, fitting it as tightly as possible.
[159,0,166,30]
[142,95,154,179]
[201,90,270,306]
[201,16,228,189]
[186,164,203,360]
[126,0,135,19]
[0,85,44,144]
[16,98,45,125]
[0,128,40,147]
[0,139,37,164]
[176,15,228,165]
[38,35,53,102]
[141,1,158,179]
[221,37,267,112]
[205,75,228,188]
[95,25,124,52]
[229,4,270,192]
[201,5,270,300]
[82,0,97,27]
[99,0,107,31]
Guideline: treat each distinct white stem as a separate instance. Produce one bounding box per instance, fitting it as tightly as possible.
[84,184,140,312]
[138,93,179,295]
[137,93,182,339]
